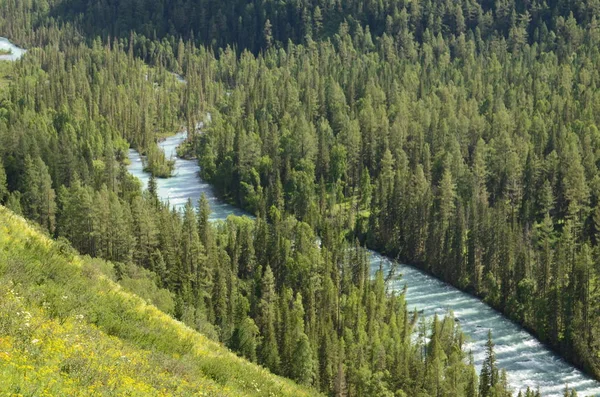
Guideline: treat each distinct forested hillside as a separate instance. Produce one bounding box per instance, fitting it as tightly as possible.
[162,0,600,381]
[8,0,600,54]
[0,206,317,396]
[1,0,599,394]
[190,12,600,379]
[0,20,503,397]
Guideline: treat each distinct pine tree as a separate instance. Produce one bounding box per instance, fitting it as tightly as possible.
[181,199,206,309]
[292,333,315,385]
[107,192,134,263]
[466,351,479,397]
[131,196,158,268]
[212,263,229,338]
[22,156,57,234]
[197,192,212,248]
[313,6,323,37]
[264,19,273,49]
[359,167,372,210]
[283,292,314,385]
[257,266,280,372]
[147,173,160,208]
[6,192,23,215]
[234,316,260,362]
[0,159,7,203]
[425,315,447,395]
[57,180,94,255]
[480,330,498,397]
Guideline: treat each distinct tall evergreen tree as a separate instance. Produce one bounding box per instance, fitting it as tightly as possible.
[480,330,499,397]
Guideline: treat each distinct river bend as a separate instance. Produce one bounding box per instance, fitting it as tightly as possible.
[128,131,600,397]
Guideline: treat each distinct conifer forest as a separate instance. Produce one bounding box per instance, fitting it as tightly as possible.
[1,0,600,395]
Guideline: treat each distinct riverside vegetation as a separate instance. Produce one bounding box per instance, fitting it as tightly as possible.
[0,26,504,397]
[0,0,599,395]
[0,33,511,397]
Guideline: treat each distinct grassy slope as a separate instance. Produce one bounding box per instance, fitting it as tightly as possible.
[0,206,319,396]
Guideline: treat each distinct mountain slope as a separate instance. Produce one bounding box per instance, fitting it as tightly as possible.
[0,205,319,396]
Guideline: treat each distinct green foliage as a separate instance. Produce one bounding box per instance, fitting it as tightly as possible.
[480,331,499,397]
[0,207,317,396]
[117,261,176,316]
[143,143,175,178]
[2,0,600,392]
[0,159,7,202]
[165,0,600,381]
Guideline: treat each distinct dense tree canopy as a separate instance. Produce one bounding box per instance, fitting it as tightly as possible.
[0,18,496,397]
[1,0,599,394]
[182,4,600,380]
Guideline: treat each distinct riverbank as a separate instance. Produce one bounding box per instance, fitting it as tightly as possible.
[128,131,248,218]
[126,132,600,396]
[371,245,600,390]
[197,173,600,393]
[140,126,600,392]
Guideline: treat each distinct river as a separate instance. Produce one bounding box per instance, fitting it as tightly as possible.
[127,131,247,220]
[0,37,26,61]
[128,133,600,396]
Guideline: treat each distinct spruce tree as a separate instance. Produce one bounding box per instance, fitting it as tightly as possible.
[257,266,280,372]
[480,330,498,397]
[0,160,7,203]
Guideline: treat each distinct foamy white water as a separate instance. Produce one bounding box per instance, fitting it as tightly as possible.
[371,255,600,396]
[0,37,26,61]
[128,131,247,220]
